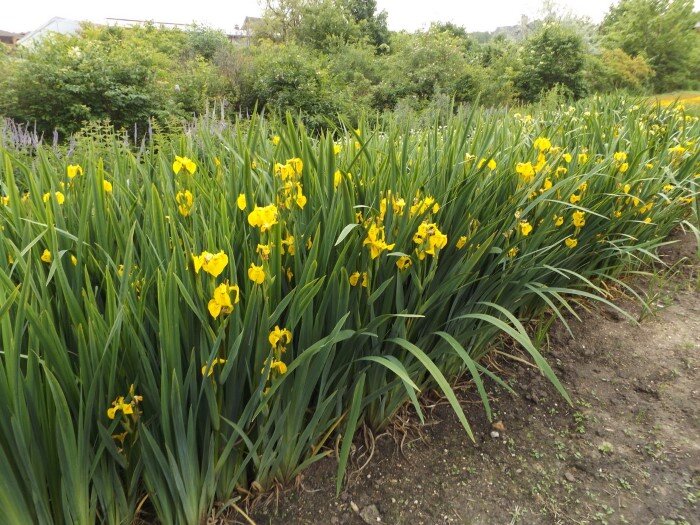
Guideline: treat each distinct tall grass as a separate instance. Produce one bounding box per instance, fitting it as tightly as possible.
[0,97,698,524]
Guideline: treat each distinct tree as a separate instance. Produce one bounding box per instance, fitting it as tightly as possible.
[430,22,477,53]
[255,0,307,42]
[343,0,390,49]
[186,25,231,60]
[516,23,586,102]
[600,0,700,92]
[294,0,359,51]
[257,0,364,51]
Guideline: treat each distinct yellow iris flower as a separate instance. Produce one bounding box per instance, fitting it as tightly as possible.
[363,223,395,259]
[516,162,535,183]
[269,326,293,349]
[42,191,65,205]
[173,156,197,175]
[176,190,194,216]
[396,256,412,271]
[519,221,533,236]
[248,204,279,232]
[565,237,578,248]
[533,137,552,152]
[67,164,83,179]
[192,251,229,278]
[248,263,265,284]
[201,358,227,377]
[208,283,240,319]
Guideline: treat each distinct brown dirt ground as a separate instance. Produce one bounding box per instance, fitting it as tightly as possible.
[245,231,700,525]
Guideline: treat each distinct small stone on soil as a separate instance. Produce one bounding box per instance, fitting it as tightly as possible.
[359,504,381,524]
[634,381,660,399]
[491,420,506,432]
[564,471,576,482]
[490,430,500,439]
[525,392,539,404]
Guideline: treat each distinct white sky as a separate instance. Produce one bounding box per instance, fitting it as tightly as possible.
[1,0,696,34]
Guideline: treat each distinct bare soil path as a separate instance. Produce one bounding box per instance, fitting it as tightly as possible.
[250,232,699,525]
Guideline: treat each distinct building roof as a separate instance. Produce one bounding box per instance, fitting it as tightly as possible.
[105,18,193,29]
[17,17,82,46]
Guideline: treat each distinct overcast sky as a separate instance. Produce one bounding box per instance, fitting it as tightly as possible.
[1,0,695,34]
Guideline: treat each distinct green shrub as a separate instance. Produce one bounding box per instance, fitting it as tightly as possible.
[0,25,233,136]
[585,48,653,94]
[1,0,699,139]
[516,23,587,102]
[326,42,381,118]
[242,42,346,128]
[2,31,167,135]
[186,25,231,60]
[295,0,360,51]
[343,0,390,49]
[374,29,474,109]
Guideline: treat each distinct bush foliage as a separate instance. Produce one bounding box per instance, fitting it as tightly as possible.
[0,0,698,133]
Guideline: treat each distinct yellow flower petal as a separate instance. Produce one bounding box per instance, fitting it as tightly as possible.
[248,263,265,285]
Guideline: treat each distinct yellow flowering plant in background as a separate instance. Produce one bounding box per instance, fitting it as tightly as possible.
[201,357,227,377]
[572,210,586,228]
[519,220,533,236]
[413,222,448,259]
